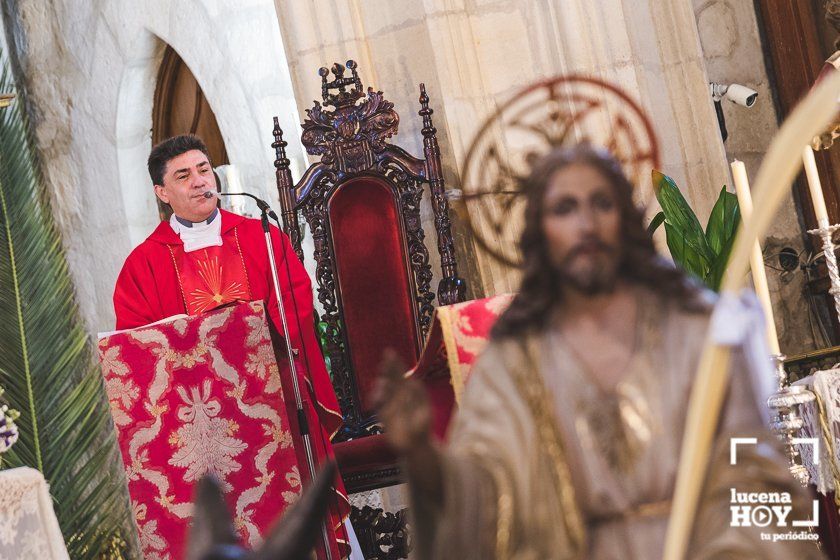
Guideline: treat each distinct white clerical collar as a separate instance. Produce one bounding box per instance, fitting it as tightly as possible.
[169,209,222,252]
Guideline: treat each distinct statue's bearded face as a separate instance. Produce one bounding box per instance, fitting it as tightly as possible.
[541,163,622,295]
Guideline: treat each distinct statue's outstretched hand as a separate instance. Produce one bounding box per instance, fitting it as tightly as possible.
[375,349,445,509]
[374,349,432,456]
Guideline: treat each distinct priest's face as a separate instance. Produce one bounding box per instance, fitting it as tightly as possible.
[541,163,622,295]
[154,149,218,222]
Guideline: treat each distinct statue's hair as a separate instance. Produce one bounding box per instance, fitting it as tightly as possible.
[491,144,708,339]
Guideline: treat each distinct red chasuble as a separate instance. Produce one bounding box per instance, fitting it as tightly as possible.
[113,210,348,559]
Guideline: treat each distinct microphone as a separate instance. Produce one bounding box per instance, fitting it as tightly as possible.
[204,190,278,221]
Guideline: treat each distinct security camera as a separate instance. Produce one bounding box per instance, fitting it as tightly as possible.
[710,82,758,108]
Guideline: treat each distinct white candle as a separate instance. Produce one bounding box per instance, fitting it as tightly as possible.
[225,165,243,193]
[803,145,830,228]
[224,165,248,216]
[731,160,781,355]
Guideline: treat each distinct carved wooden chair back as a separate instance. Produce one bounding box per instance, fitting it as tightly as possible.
[272,61,465,446]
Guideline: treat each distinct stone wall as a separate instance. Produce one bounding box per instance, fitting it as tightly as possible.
[273,0,824,353]
[4,0,307,333]
[274,0,732,299]
[7,0,820,353]
[693,0,826,352]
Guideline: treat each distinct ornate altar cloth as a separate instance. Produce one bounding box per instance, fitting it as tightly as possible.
[794,369,840,557]
[98,301,309,559]
[0,466,69,560]
[795,370,840,492]
[411,294,513,436]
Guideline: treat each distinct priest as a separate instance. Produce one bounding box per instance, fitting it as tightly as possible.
[113,134,350,559]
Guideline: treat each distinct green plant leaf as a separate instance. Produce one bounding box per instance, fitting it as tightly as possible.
[705,226,738,291]
[0,54,137,558]
[652,170,714,262]
[664,221,710,280]
[705,186,740,257]
[647,211,666,236]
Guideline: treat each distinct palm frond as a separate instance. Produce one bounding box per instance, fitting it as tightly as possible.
[0,48,138,558]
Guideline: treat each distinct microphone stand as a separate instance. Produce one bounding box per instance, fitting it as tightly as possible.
[204,191,335,560]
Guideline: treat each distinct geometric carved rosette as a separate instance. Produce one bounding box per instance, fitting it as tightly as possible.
[461,75,661,268]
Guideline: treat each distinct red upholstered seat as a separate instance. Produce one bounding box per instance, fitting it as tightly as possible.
[332,435,399,492]
[331,373,455,493]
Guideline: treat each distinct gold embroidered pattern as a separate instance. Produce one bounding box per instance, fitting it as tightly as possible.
[282,466,301,505]
[167,245,188,313]
[168,380,247,492]
[515,338,587,557]
[564,292,658,476]
[188,253,248,314]
[489,462,513,558]
[245,343,282,394]
[233,226,252,299]
[577,390,650,474]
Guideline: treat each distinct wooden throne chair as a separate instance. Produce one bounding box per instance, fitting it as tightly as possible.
[271,60,466,553]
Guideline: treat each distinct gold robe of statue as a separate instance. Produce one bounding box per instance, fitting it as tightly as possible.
[411,291,823,559]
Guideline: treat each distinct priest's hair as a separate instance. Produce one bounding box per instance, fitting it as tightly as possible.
[148,134,211,186]
[492,144,708,339]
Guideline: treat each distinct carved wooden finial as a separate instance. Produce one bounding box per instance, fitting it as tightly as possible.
[347,59,362,91]
[319,67,330,102]
[331,63,346,96]
[272,116,289,170]
[318,60,366,108]
[418,83,436,138]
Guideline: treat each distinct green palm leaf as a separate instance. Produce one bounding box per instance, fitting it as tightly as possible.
[704,186,740,291]
[705,226,738,291]
[0,51,137,558]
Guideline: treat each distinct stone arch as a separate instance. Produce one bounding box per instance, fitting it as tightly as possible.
[138,1,307,217]
[115,30,164,247]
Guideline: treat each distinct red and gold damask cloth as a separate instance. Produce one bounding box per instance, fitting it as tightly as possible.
[112,210,348,558]
[410,294,513,435]
[113,210,343,450]
[98,301,349,559]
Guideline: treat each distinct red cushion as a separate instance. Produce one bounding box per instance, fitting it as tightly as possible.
[329,177,421,415]
[333,434,398,475]
[332,377,454,476]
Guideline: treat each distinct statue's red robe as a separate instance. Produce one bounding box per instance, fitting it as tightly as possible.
[113,209,349,558]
